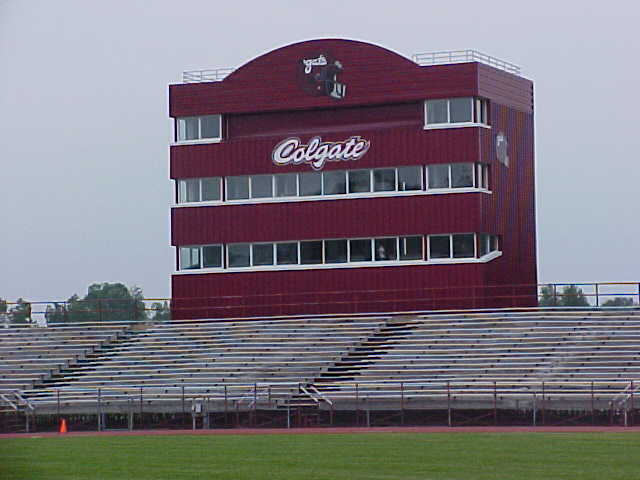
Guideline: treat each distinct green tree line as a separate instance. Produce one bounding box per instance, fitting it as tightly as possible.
[1,283,170,324]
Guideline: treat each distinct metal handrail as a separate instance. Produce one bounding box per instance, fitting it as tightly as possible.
[412,49,521,76]
[0,394,18,411]
[182,68,235,83]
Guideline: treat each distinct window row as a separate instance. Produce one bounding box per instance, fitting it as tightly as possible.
[424,97,489,127]
[176,115,222,142]
[178,234,500,270]
[173,98,490,144]
[176,163,489,204]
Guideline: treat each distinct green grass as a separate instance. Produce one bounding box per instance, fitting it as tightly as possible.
[1,432,639,480]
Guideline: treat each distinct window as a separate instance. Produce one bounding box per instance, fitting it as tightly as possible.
[428,236,451,259]
[348,170,371,193]
[427,163,486,190]
[450,163,474,188]
[373,169,396,192]
[323,171,346,195]
[202,245,222,268]
[349,239,372,262]
[453,234,475,258]
[250,175,273,199]
[277,243,298,265]
[252,243,274,266]
[226,176,250,200]
[375,238,397,261]
[177,177,221,203]
[228,244,250,268]
[425,98,489,127]
[479,234,499,257]
[179,245,222,270]
[428,234,476,260]
[301,241,323,264]
[427,164,450,189]
[398,166,422,191]
[299,172,322,196]
[275,173,297,197]
[399,236,423,260]
[176,115,222,142]
[325,240,347,263]
[476,164,490,190]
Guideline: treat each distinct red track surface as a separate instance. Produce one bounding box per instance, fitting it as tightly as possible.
[3,426,640,439]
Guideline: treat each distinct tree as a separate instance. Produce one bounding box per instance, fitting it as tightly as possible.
[0,298,7,314]
[539,285,590,307]
[539,285,560,307]
[45,302,68,323]
[602,297,636,307]
[65,283,146,322]
[149,301,171,321]
[9,298,32,323]
[560,285,590,306]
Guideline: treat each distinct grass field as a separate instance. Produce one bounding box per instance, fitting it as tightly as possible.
[1,432,639,480]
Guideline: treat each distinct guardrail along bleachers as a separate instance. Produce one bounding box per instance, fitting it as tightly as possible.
[0,324,129,394]
[22,317,388,410]
[314,310,640,407]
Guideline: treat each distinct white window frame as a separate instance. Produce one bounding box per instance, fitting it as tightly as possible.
[177,177,223,204]
[178,244,223,270]
[175,114,223,145]
[424,97,491,130]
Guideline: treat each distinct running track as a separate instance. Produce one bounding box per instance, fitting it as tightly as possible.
[3,426,640,439]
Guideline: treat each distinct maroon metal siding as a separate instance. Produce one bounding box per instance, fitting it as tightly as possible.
[172,264,485,319]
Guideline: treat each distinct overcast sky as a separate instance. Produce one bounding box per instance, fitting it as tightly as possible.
[1,0,639,303]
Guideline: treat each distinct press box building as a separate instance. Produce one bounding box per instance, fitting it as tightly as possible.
[169,39,536,319]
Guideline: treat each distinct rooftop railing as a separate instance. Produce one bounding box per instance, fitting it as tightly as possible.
[182,67,235,83]
[412,49,521,75]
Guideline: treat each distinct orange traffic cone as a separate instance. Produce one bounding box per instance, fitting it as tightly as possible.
[59,418,68,434]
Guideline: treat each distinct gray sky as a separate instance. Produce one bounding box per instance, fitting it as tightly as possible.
[1,0,639,303]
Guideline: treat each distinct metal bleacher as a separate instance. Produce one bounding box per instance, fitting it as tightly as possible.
[2,309,640,417]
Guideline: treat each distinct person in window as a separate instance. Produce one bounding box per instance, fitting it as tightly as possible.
[376,244,389,261]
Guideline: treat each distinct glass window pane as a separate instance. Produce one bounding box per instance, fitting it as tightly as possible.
[182,179,199,202]
[277,243,298,265]
[251,175,273,199]
[348,170,371,193]
[349,239,372,262]
[426,99,448,124]
[398,166,422,191]
[177,180,187,203]
[202,245,222,268]
[178,117,199,141]
[451,163,474,188]
[375,238,397,261]
[201,177,221,201]
[228,244,250,267]
[275,173,297,197]
[252,243,274,266]
[179,247,200,270]
[200,115,221,139]
[323,171,346,195]
[450,97,473,123]
[300,241,323,264]
[325,240,347,263]
[453,234,475,258]
[227,176,249,200]
[399,236,423,260]
[299,172,322,196]
[429,235,451,259]
[479,234,489,257]
[373,169,396,192]
[428,164,450,189]
[491,235,499,252]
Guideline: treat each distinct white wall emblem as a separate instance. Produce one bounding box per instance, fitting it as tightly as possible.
[272,136,370,171]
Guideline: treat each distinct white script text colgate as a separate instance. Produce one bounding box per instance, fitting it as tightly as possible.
[272,136,370,171]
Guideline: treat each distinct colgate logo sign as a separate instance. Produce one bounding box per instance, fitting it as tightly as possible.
[272,136,370,171]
